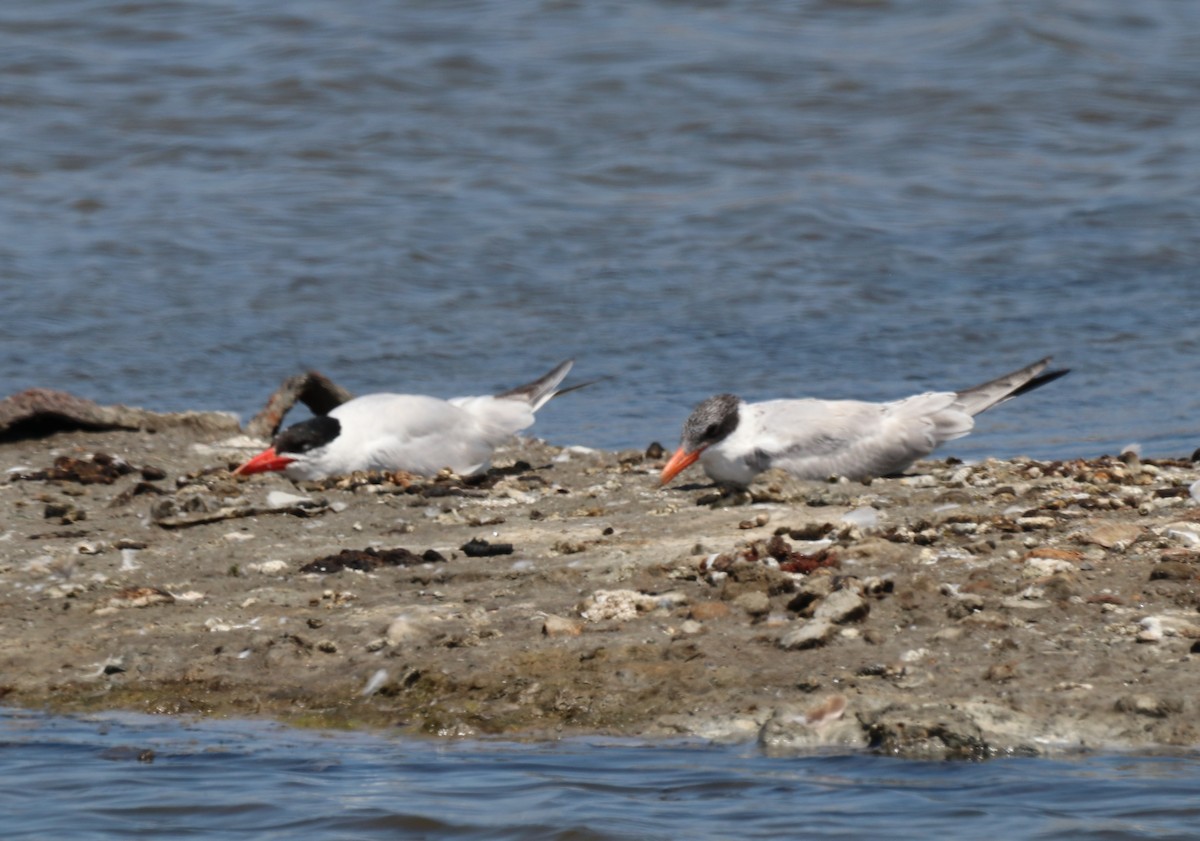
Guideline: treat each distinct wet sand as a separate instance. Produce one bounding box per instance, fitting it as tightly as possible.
[2,420,1199,759]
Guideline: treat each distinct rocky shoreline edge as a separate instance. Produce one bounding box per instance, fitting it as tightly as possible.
[2,403,1199,760]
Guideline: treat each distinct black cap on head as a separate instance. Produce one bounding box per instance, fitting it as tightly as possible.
[274,416,341,456]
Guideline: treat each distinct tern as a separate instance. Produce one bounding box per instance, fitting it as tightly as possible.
[661,356,1069,488]
[236,359,579,481]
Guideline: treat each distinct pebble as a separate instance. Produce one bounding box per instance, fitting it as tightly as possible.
[1149,562,1195,581]
[1025,547,1083,562]
[386,615,427,646]
[1137,617,1164,642]
[1115,694,1182,718]
[812,589,869,624]
[860,577,894,598]
[360,669,389,697]
[44,501,86,524]
[1138,614,1200,640]
[732,591,771,616]
[95,586,175,612]
[579,589,659,622]
[689,601,731,622]
[794,574,835,601]
[984,661,1018,682]
[946,593,986,618]
[778,619,835,650]
[654,591,690,610]
[542,614,584,637]
[1023,556,1075,578]
[1162,522,1200,548]
[758,698,867,752]
[248,559,289,575]
[738,513,770,530]
[266,491,313,509]
[1082,522,1143,550]
[1003,594,1051,610]
[840,507,879,530]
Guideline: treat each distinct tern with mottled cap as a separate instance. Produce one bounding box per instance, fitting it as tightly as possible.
[661,357,1069,488]
[236,359,580,481]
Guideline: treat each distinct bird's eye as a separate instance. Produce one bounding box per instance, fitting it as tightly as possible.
[704,424,718,438]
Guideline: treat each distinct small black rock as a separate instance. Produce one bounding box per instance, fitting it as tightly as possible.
[460,538,514,557]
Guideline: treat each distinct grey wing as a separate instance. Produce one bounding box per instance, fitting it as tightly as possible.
[333,395,495,475]
[749,396,961,480]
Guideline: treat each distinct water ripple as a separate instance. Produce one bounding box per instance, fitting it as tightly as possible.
[4,710,1200,840]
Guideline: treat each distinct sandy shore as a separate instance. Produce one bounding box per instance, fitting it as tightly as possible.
[2,419,1199,759]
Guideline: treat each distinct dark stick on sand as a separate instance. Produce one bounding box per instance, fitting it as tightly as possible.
[243,371,354,440]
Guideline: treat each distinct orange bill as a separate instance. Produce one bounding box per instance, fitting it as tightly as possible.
[233,446,295,476]
[660,446,701,485]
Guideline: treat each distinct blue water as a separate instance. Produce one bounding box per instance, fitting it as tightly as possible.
[2,709,1199,841]
[0,0,1197,460]
[2,1,1200,835]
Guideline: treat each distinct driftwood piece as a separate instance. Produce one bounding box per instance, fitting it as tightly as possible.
[298,547,447,574]
[151,497,331,529]
[244,371,354,441]
[0,388,240,439]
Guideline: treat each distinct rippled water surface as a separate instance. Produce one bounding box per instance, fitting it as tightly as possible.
[1,0,1197,459]
[2,709,1199,840]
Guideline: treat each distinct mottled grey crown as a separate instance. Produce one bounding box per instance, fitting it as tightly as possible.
[680,393,740,453]
[274,416,341,455]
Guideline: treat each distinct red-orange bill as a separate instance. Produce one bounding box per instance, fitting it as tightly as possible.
[660,446,700,485]
[233,446,295,476]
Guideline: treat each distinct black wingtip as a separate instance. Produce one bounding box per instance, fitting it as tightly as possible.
[551,374,614,399]
[1010,367,1070,398]
[495,359,574,403]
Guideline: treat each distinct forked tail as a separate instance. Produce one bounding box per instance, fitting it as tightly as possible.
[954,356,1070,417]
[496,359,577,411]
